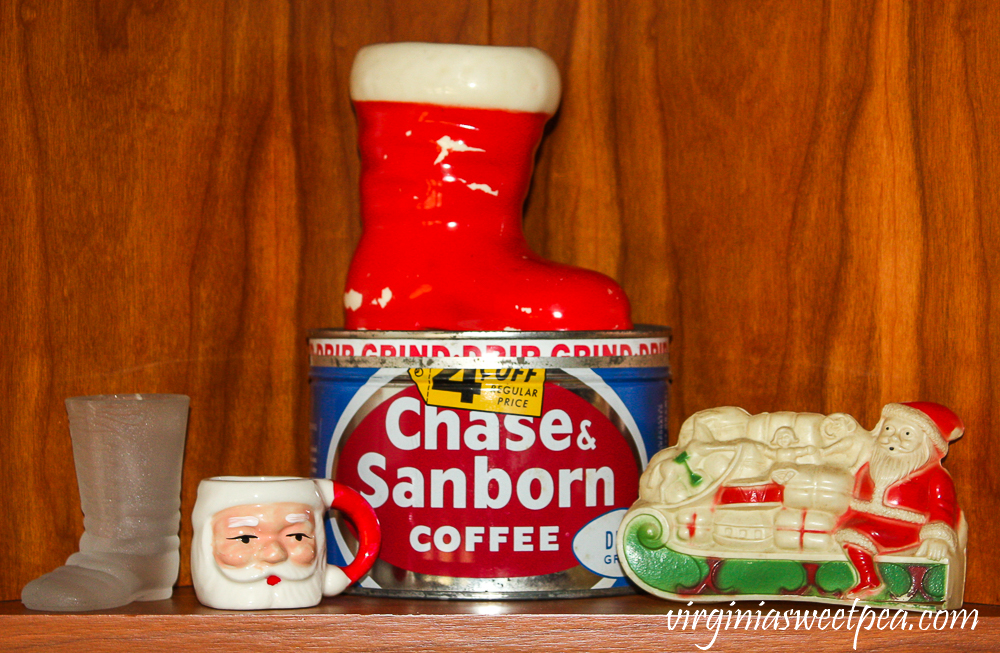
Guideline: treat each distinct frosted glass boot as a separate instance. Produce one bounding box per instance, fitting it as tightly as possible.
[21,394,189,611]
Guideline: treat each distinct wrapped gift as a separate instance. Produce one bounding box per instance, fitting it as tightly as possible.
[774,507,838,552]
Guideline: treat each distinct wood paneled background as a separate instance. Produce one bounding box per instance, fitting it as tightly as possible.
[2,0,998,605]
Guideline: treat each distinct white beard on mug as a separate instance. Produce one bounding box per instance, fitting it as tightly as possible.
[200,558,323,610]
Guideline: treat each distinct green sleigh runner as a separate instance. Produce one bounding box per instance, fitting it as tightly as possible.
[617,404,968,610]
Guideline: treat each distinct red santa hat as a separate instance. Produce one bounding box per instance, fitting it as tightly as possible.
[881,402,964,455]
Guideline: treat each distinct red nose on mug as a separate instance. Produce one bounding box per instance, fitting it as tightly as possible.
[191,476,380,610]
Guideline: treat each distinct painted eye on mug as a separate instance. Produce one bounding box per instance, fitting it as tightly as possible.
[287,533,313,542]
[226,535,258,544]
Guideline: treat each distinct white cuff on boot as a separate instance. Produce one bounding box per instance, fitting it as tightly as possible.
[351,42,561,114]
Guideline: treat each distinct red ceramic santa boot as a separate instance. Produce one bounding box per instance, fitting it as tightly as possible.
[344,42,632,331]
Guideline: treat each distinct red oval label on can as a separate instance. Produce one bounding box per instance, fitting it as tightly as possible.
[334,383,640,579]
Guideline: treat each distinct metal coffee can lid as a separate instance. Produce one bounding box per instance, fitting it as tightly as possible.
[309,326,670,599]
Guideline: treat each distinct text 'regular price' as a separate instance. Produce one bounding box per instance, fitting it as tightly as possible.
[409,368,546,417]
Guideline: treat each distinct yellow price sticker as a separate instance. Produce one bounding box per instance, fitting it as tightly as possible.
[408,368,546,417]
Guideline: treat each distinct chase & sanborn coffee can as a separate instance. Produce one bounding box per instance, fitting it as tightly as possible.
[309,326,670,599]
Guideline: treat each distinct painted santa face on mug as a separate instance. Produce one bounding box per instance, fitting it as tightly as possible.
[211,502,317,582]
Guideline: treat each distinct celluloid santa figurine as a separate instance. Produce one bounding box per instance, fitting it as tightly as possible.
[617,401,967,610]
[835,402,964,599]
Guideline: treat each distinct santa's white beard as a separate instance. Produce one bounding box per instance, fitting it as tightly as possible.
[869,443,930,486]
[199,560,324,610]
[218,557,317,583]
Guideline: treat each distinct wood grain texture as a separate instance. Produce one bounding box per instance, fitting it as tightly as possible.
[2,589,998,653]
[2,0,999,610]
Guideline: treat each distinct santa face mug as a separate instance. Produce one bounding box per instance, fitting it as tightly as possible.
[191,477,380,610]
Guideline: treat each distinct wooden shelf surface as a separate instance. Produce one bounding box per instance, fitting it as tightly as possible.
[2,588,997,652]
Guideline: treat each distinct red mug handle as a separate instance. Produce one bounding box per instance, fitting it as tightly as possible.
[328,481,381,583]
